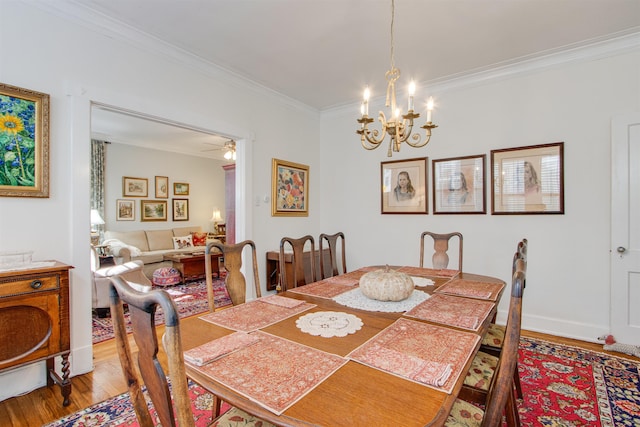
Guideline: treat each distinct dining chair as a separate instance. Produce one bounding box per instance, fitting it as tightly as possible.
[205,240,261,309]
[319,232,347,279]
[455,255,526,426]
[278,235,316,291]
[446,259,525,427]
[420,231,463,270]
[108,275,274,427]
[479,239,528,398]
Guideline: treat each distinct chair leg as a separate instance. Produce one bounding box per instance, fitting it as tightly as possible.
[505,383,521,427]
[514,360,523,399]
[212,395,221,418]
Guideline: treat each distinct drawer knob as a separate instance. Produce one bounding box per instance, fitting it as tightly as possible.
[30,280,43,290]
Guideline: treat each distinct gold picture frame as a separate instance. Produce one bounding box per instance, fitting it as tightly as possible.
[0,82,50,198]
[381,157,428,214]
[123,176,148,197]
[155,176,168,198]
[271,158,309,217]
[116,199,135,221]
[173,182,189,195]
[141,200,167,221]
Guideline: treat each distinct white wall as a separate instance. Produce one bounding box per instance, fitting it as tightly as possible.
[320,50,640,342]
[104,143,227,233]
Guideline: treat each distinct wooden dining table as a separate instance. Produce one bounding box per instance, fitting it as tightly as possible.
[180,267,506,427]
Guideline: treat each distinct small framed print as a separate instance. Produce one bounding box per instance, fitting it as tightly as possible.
[155,176,168,198]
[141,200,167,221]
[172,198,189,221]
[271,158,309,217]
[116,199,135,221]
[381,157,428,214]
[174,182,189,195]
[491,142,564,214]
[123,176,148,197]
[433,155,486,214]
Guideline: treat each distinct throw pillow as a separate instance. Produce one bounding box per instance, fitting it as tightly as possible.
[191,231,208,247]
[172,235,193,249]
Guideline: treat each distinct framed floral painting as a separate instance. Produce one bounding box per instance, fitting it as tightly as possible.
[271,158,309,217]
[0,83,50,198]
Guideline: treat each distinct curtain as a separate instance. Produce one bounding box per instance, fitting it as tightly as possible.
[91,140,106,240]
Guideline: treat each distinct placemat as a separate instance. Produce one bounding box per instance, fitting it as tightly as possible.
[348,318,480,394]
[183,331,260,366]
[199,299,315,332]
[404,293,494,331]
[288,280,355,299]
[296,311,363,337]
[320,275,359,286]
[189,331,348,415]
[434,278,505,301]
[397,266,460,278]
[333,288,430,313]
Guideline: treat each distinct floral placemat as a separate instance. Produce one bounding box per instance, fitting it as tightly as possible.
[296,311,363,337]
[288,280,355,299]
[397,266,460,278]
[333,288,430,313]
[348,318,480,394]
[190,331,348,415]
[434,278,505,301]
[184,331,260,366]
[199,299,315,332]
[404,293,494,331]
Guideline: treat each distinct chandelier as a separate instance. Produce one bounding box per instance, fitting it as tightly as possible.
[223,140,236,161]
[357,0,437,157]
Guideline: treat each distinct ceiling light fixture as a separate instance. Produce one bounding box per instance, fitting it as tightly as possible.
[357,0,437,157]
[223,140,236,161]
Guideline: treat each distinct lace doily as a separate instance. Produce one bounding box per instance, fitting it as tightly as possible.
[333,288,430,313]
[296,311,363,337]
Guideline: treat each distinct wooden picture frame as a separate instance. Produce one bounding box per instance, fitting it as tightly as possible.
[0,83,50,198]
[172,198,189,221]
[381,157,428,214]
[140,200,167,221]
[155,176,168,198]
[123,176,148,197]
[433,154,486,214]
[491,142,564,214]
[271,158,309,217]
[116,199,135,221]
[173,182,189,195]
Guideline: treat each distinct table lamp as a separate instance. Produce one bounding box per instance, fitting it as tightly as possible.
[90,209,105,245]
[210,209,224,233]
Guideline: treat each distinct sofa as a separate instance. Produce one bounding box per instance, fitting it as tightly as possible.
[103,226,221,278]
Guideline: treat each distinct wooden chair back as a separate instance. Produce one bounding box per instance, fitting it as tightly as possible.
[279,235,316,291]
[319,232,347,279]
[481,258,525,426]
[108,276,194,427]
[206,240,261,308]
[420,231,463,270]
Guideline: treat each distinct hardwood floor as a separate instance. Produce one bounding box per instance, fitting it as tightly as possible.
[0,326,637,427]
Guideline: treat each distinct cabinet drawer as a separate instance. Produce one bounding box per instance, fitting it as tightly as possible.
[0,274,59,298]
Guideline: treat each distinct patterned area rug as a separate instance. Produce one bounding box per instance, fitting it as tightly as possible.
[92,278,232,344]
[46,337,640,426]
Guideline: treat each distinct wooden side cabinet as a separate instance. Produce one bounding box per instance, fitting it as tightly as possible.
[265,250,332,291]
[0,262,73,406]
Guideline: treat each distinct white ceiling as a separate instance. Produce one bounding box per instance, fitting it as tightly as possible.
[76,0,639,158]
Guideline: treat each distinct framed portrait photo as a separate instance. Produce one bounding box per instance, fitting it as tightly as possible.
[155,176,168,198]
[271,158,309,217]
[491,142,564,214]
[123,176,148,197]
[172,198,189,221]
[116,199,135,221]
[0,83,50,198]
[433,154,486,214]
[141,200,167,221]
[381,157,428,214]
[174,182,189,195]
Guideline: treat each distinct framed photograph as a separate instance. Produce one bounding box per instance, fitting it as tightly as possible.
[140,200,167,221]
[155,176,168,198]
[433,155,486,214]
[381,157,428,214]
[491,142,564,214]
[0,83,50,198]
[271,158,309,217]
[116,199,135,221]
[174,182,189,195]
[123,176,148,197]
[172,198,189,221]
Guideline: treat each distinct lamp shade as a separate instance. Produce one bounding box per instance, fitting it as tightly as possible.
[90,209,105,225]
[210,209,223,223]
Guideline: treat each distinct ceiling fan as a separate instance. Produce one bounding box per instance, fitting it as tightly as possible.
[201,139,236,160]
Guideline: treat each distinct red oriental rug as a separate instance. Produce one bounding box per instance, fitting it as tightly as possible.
[92,278,232,344]
[45,337,640,426]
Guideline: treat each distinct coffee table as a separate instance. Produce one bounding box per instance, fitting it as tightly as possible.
[163,252,222,283]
